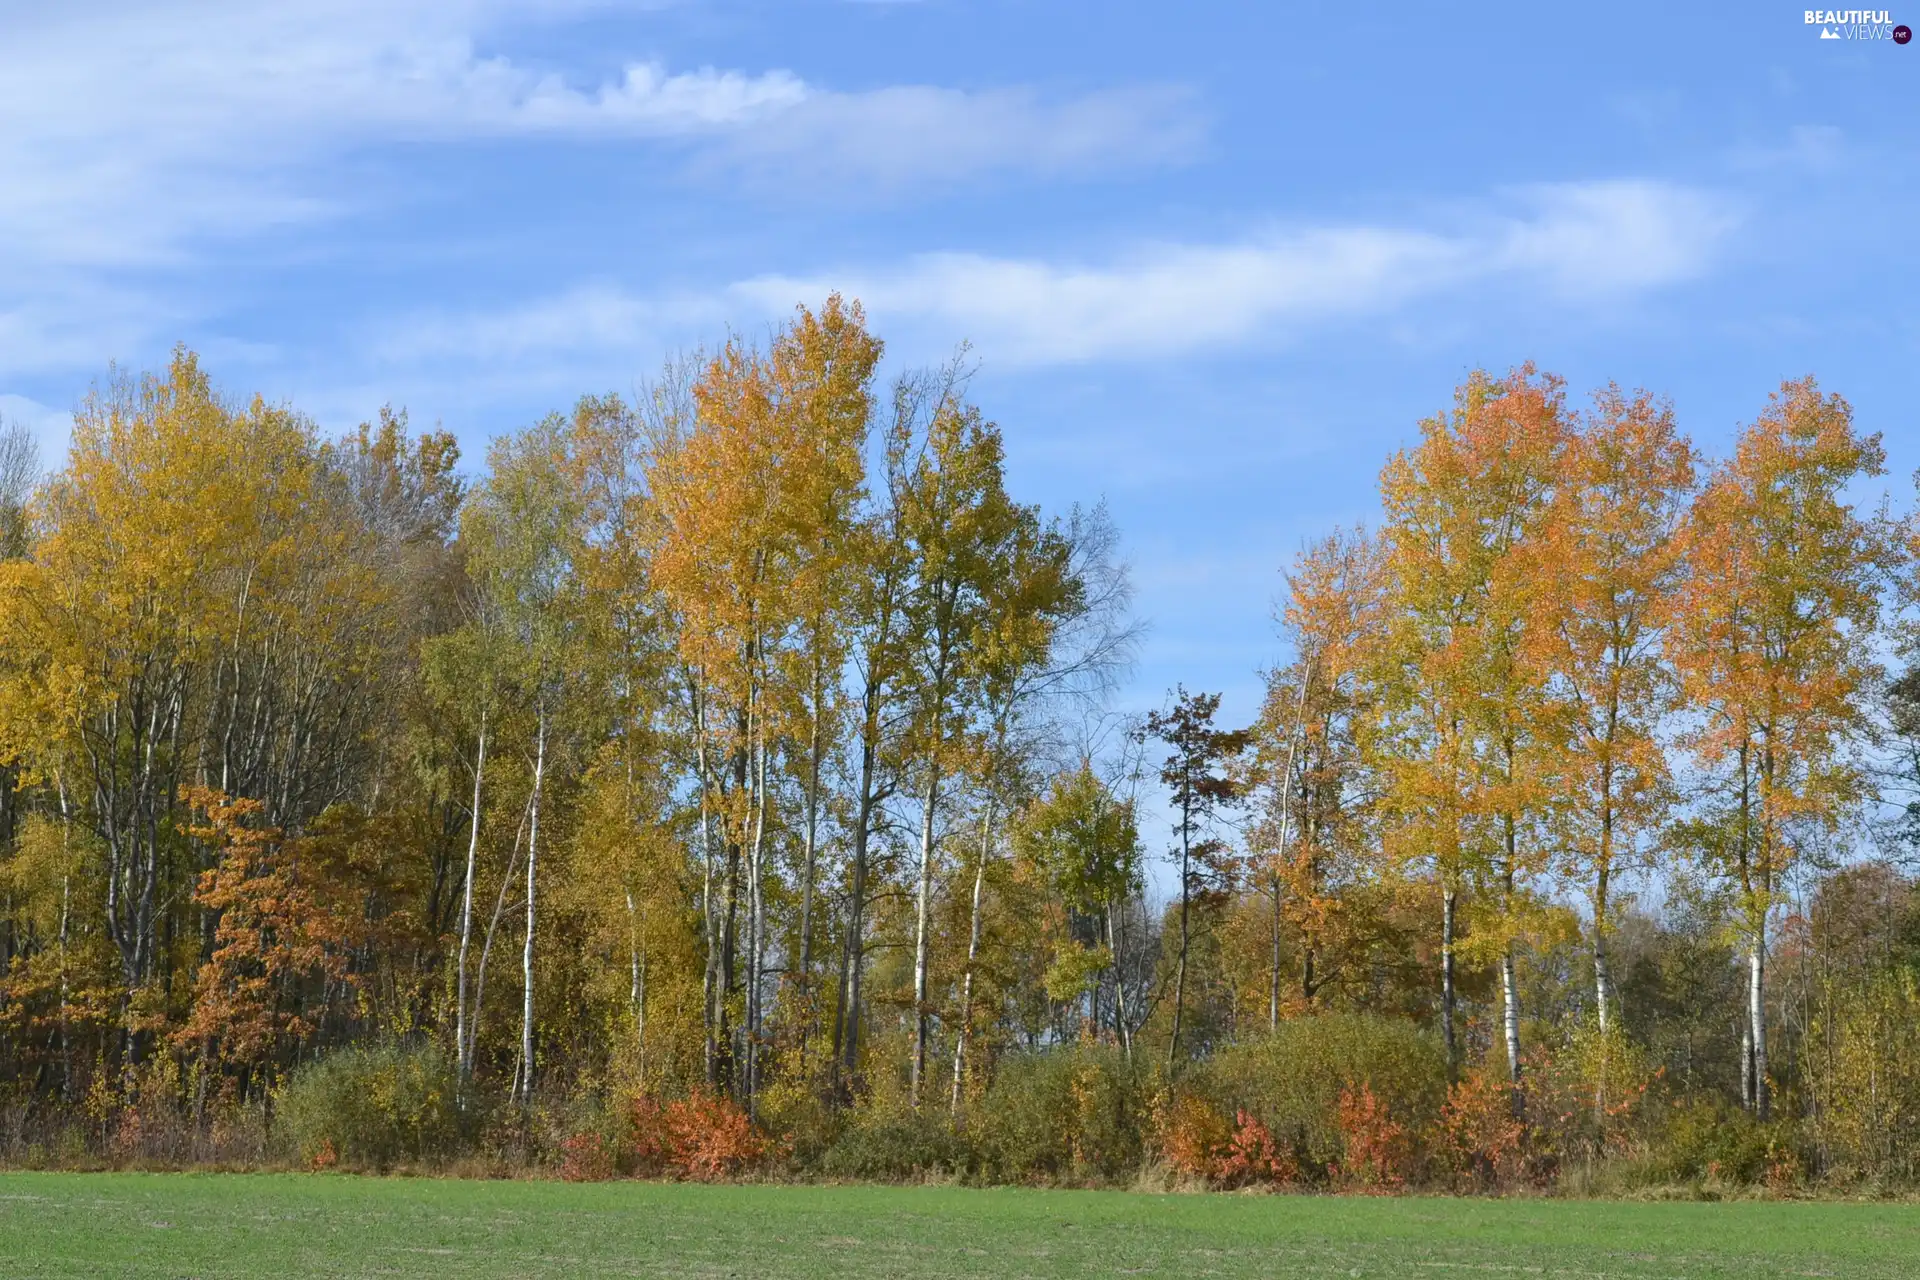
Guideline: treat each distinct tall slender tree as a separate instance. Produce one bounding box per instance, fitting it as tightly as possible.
[1533,387,1693,1037]
[1251,529,1384,1017]
[1144,688,1247,1072]
[1375,367,1568,1085]
[1667,378,1890,1119]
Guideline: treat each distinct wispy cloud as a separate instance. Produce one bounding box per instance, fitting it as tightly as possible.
[374,281,728,368]
[0,0,1199,394]
[404,178,1736,372]
[746,180,1736,363]
[0,0,1198,273]
[707,84,1201,191]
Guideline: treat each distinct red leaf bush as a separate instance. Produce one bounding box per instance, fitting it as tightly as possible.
[626,1092,766,1181]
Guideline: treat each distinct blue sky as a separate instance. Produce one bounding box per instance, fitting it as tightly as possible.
[2,1,1916,730]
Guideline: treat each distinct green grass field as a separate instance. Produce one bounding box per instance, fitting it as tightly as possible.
[1,1173,1916,1278]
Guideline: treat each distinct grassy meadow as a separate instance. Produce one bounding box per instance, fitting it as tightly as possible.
[1,1173,1917,1278]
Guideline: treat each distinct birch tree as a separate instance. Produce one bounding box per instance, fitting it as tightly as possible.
[1534,387,1692,1037]
[1375,367,1567,1085]
[1667,379,1889,1119]
[462,416,585,1103]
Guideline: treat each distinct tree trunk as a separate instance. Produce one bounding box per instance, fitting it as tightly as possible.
[1749,928,1770,1120]
[834,733,879,1100]
[1593,868,1613,1038]
[1268,886,1283,1033]
[472,786,533,1082]
[693,680,721,1091]
[519,701,546,1105]
[1441,886,1458,1079]
[910,770,939,1107]
[455,715,487,1081]
[626,889,645,1063]
[1269,669,1308,1031]
[797,697,823,1068]
[1501,946,1523,1087]
[744,715,769,1115]
[1168,811,1191,1074]
[1594,751,1616,1037]
[56,776,74,1102]
[950,802,993,1119]
[1500,828,1523,1092]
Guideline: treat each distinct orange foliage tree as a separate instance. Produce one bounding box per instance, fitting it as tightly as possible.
[1532,386,1694,1039]
[1373,367,1570,1084]
[174,787,368,1090]
[1666,379,1892,1118]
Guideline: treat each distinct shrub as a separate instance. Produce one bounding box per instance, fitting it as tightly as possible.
[1215,1109,1299,1187]
[275,1044,461,1170]
[972,1047,1143,1184]
[753,1077,838,1172]
[558,1130,616,1182]
[1204,1012,1447,1175]
[1155,1091,1229,1181]
[625,1092,766,1181]
[1636,1098,1806,1188]
[820,1110,968,1181]
[1439,1069,1528,1190]
[1336,1082,1411,1191]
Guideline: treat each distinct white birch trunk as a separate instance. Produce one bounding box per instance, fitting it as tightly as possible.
[626,889,644,1059]
[455,716,487,1079]
[744,711,769,1114]
[1441,887,1457,1077]
[1269,670,1309,1031]
[950,801,993,1118]
[1501,948,1523,1086]
[910,769,939,1108]
[1749,929,1769,1119]
[519,702,546,1105]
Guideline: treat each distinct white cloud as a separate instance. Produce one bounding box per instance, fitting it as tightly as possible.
[0,1,1197,273]
[0,0,1198,398]
[1492,180,1737,295]
[379,178,1736,374]
[738,180,1737,364]
[709,84,1202,190]
[1726,125,1848,174]
[376,281,726,366]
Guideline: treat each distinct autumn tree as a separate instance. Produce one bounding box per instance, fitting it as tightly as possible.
[896,395,1062,1106]
[1249,529,1384,1022]
[6,351,399,1071]
[461,415,589,1103]
[1012,762,1142,1038]
[1666,379,1891,1119]
[173,788,389,1094]
[645,298,877,1105]
[1374,367,1568,1085]
[1533,387,1693,1036]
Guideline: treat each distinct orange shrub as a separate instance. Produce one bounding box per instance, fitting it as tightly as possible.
[1214,1109,1299,1187]
[626,1096,669,1174]
[1439,1069,1527,1190]
[1157,1092,1229,1180]
[626,1092,766,1181]
[1335,1083,1410,1191]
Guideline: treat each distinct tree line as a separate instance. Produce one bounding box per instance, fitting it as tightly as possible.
[1,303,1918,1187]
